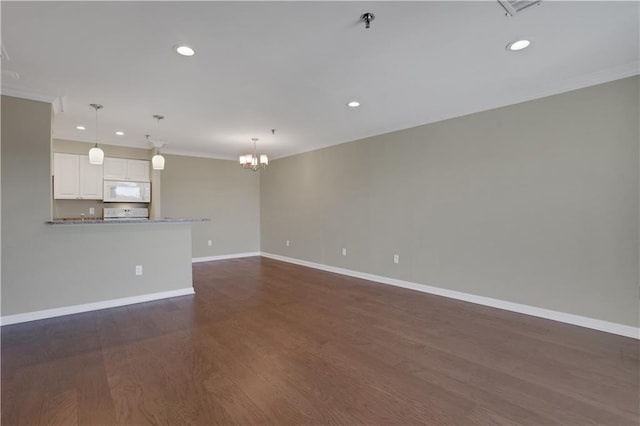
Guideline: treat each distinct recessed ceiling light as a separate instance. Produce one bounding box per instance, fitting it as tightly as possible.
[347,101,360,108]
[506,39,531,51]
[175,45,195,57]
[115,131,124,136]
[76,125,85,130]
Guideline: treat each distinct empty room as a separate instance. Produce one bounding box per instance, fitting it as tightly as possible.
[1,1,638,425]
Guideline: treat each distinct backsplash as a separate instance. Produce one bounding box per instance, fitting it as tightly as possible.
[53,200,148,219]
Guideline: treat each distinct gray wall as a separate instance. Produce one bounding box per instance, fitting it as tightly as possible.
[1,96,193,317]
[161,154,260,258]
[261,76,640,327]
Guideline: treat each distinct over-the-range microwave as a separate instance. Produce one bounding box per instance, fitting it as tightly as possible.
[103,180,151,203]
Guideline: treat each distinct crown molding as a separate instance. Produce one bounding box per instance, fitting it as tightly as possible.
[160,147,237,161]
[271,62,640,161]
[9,62,640,163]
[1,85,59,104]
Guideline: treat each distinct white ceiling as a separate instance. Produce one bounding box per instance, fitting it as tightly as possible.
[2,1,638,160]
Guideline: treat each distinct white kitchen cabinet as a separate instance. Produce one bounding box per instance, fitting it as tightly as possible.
[103,157,150,182]
[103,157,127,180]
[126,159,151,182]
[53,153,80,199]
[53,153,103,199]
[79,156,104,198]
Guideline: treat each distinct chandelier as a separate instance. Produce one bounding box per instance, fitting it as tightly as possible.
[239,138,268,171]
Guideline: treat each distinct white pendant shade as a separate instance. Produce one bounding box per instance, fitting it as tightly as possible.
[152,153,165,170]
[88,146,104,165]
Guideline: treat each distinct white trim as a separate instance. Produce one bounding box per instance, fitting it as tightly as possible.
[260,252,640,340]
[193,252,261,263]
[160,148,237,162]
[0,287,195,326]
[1,85,58,104]
[271,64,640,161]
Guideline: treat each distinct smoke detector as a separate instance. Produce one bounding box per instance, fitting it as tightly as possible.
[498,0,542,17]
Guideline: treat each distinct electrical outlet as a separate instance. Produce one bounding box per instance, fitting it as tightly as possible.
[207,240,212,246]
[135,265,143,276]
[393,254,399,264]
[342,248,347,256]
[286,240,290,247]
[89,207,95,215]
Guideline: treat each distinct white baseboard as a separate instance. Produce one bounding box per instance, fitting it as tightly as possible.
[192,252,261,263]
[0,287,195,326]
[260,252,640,340]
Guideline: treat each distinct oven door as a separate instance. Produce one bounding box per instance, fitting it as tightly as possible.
[103,181,150,202]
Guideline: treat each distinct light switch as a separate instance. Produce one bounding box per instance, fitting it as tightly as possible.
[135,265,143,276]
[342,248,347,256]
[394,254,399,264]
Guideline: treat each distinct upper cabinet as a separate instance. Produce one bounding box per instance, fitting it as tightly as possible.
[103,157,150,182]
[53,153,103,200]
[126,159,151,182]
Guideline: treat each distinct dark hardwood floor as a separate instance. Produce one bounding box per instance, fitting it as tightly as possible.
[2,257,638,425]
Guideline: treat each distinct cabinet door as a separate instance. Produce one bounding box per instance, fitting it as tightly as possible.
[79,155,103,199]
[127,159,150,182]
[53,153,80,199]
[103,157,128,180]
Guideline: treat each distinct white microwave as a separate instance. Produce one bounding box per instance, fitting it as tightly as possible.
[103,180,151,203]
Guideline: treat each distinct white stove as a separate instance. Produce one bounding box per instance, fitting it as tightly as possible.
[103,207,149,221]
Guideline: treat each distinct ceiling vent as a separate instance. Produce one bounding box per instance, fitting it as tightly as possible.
[498,0,542,17]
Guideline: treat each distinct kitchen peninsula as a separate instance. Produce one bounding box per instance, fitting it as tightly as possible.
[1,219,200,324]
[1,95,206,325]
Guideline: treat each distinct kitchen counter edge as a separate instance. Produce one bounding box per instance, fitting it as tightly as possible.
[45,218,210,225]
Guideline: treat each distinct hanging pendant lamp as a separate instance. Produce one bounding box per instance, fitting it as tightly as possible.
[88,104,104,165]
[151,115,165,170]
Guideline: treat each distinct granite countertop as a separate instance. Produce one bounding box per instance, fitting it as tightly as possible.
[46,218,210,225]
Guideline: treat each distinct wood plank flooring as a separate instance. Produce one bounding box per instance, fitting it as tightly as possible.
[2,256,638,425]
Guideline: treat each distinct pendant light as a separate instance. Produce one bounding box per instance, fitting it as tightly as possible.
[152,114,165,170]
[88,104,104,165]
